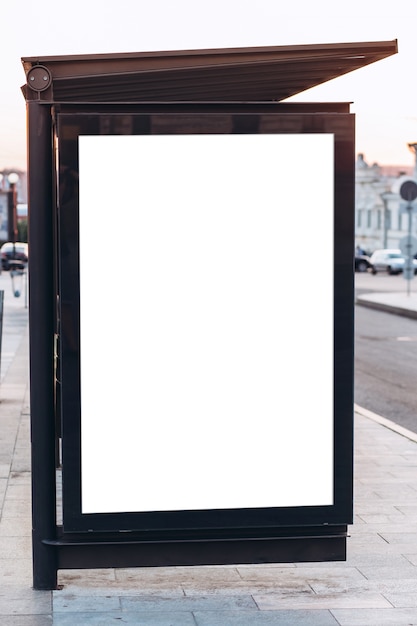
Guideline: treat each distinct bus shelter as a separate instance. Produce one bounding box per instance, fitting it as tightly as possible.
[22,40,397,590]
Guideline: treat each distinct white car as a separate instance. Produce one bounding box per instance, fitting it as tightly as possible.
[369,248,417,275]
[0,242,28,271]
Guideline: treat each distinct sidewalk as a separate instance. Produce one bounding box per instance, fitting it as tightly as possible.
[1,283,417,624]
[356,290,417,319]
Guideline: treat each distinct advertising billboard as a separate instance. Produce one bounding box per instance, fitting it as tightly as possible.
[56,109,353,536]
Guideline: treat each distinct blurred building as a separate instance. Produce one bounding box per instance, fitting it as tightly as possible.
[355,154,414,254]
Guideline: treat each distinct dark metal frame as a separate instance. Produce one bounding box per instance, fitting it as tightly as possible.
[29,101,354,589]
[21,40,398,104]
[28,102,58,589]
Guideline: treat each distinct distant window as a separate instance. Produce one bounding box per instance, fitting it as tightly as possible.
[367,210,372,228]
[377,210,381,229]
[17,204,28,220]
[357,209,363,228]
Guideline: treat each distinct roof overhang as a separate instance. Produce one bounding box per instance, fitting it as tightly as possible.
[21,40,398,104]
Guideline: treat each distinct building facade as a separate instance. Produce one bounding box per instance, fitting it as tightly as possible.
[355,153,415,254]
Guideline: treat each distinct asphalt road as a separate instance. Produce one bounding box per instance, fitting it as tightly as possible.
[355,271,417,433]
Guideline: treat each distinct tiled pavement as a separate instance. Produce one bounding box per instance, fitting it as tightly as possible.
[1,278,417,624]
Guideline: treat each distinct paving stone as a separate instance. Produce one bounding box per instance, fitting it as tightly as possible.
[355,503,404,514]
[236,566,366,583]
[115,565,243,587]
[347,533,391,546]
[53,593,121,612]
[356,564,417,580]
[182,582,312,596]
[120,594,257,611]
[1,497,31,518]
[0,588,51,615]
[395,505,417,514]
[0,536,31,559]
[348,523,417,535]
[194,609,339,625]
[311,578,417,595]
[253,591,391,609]
[356,513,408,524]
[8,470,31,484]
[5,483,31,500]
[0,559,33,585]
[331,607,417,625]
[347,542,417,556]
[58,569,118,587]
[52,612,196,625]
[379,532,417,544]
[0,463,10,478]
[56,585,184,597]
[0,477,6,501]
[345,553,410,567]
[0,617,52,625]
[384,591,417,608]
[0,516,31,537]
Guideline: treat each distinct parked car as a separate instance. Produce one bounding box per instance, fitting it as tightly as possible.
[0,242,28,271]
[369,248,417,275]
[355,254,372,272]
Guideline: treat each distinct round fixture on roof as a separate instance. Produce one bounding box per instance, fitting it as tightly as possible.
[27,65,52,92]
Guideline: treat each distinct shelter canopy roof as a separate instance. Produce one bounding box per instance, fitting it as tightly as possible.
[21,40,397,103]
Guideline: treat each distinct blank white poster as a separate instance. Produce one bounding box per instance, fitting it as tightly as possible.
[78,133,334,514]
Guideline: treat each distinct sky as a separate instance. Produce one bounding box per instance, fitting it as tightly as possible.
[1,0,417,171]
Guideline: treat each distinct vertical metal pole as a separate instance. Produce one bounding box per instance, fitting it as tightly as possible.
[7,183,18,249]
[27,101,58,589]
[407,205,412,297]
[382,195,388,249]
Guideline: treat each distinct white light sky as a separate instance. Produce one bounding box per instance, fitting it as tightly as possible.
[1,0,416,170]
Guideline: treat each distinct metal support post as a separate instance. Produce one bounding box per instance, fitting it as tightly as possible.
[28,101,58,589]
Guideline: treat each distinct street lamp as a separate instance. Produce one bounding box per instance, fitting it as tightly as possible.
[7,172,19,258]
[6,173,26,299]
[380,191,393,249]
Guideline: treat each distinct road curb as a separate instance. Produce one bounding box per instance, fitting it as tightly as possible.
[356,293,417,320]
[355,403,417,443]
